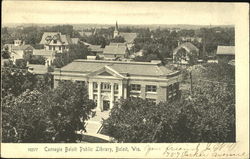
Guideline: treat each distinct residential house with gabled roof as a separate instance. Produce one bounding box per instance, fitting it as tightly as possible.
[53,59,181,111]
[4,40,34,63]
[216,46,235,64]
[103,43,129,60]
[173,42,199,65]
[40,32,72,53]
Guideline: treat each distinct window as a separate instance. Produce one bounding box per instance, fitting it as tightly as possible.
[53,40,57,44]
[167,82,179,101]
[59,46,61,50]
[114,83,119,90]
[131,84,141,91]
[101,83,111,90]
[49,46,52,50]
[93,82,98,90]
[146,85,157,92]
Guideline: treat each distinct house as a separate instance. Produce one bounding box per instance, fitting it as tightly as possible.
[4,40,34,63]
[216,46,235,64]
[103,43,128,60]
[33,49,56,66]
[113,21,137,50]
[40,32,72,53]
[88,45,104,57]
[173,42,199,65]
[53,59,181,111]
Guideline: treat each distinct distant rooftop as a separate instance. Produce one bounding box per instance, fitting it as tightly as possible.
[55,59,178,77]
[40,32,72,45]
[27,64,48,74]
[217,46,235,55]
[103,43,127,55]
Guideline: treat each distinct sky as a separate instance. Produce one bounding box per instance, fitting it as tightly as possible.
[2,1,236,25]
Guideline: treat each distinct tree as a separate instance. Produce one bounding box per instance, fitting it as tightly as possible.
[110,36,125,43]
[68,43,90,61]
[2,90,52,142]
[29,55,46,65]
[103,82,235,143]
[39,81,96,142]
[103,63,235,143]
[1,67,53,98]
[2,81,96,143]
[1,50,10,59]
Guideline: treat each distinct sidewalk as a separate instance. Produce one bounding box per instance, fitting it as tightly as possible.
[85,110,110,134]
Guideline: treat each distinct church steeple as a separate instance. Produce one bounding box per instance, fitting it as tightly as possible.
[114,21,119,38]
[115,21,118,31]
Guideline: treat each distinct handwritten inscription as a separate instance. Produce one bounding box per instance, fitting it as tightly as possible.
[24,143,247,158]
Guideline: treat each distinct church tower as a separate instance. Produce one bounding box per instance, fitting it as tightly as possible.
[113,21,119,38]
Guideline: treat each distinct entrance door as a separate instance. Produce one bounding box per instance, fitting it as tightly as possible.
[103,100,110,111]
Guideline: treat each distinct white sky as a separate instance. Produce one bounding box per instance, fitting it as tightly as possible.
[2,1,236,25]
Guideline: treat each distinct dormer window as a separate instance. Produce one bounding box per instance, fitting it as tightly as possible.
[53,40,57,44]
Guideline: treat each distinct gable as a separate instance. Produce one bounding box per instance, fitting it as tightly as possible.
[98,71,113,76]
[88,66,124,79]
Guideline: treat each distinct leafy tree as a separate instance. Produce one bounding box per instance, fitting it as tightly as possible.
[82,35,108,47]
[1,50,10,59]
[29,55,46,65]
[68,43,90,61]
[103,63,235,143]
[15,59,27,69]
[2,81,96,143]
[43,81,96,142]
[1,67,53,97]
[110,36,125,43]
[2,90,52,142]
[53,44,90,68]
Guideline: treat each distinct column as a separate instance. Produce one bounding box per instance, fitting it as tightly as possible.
[110,83,114,109]
[118,82,123,98]
[88,81,93,100]
[97,82,102,111]
[141,84,146,99]
[123,84,127,99]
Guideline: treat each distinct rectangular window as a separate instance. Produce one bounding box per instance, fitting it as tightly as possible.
[114,83,119,90]
[146,85,157,92]
[59,46,61,50]
[131,84,141,91]
[49,46,52,50]
[93,82,98,90]
[167,82,179,101]
[101,83,111,90]
[53,46,55,50]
